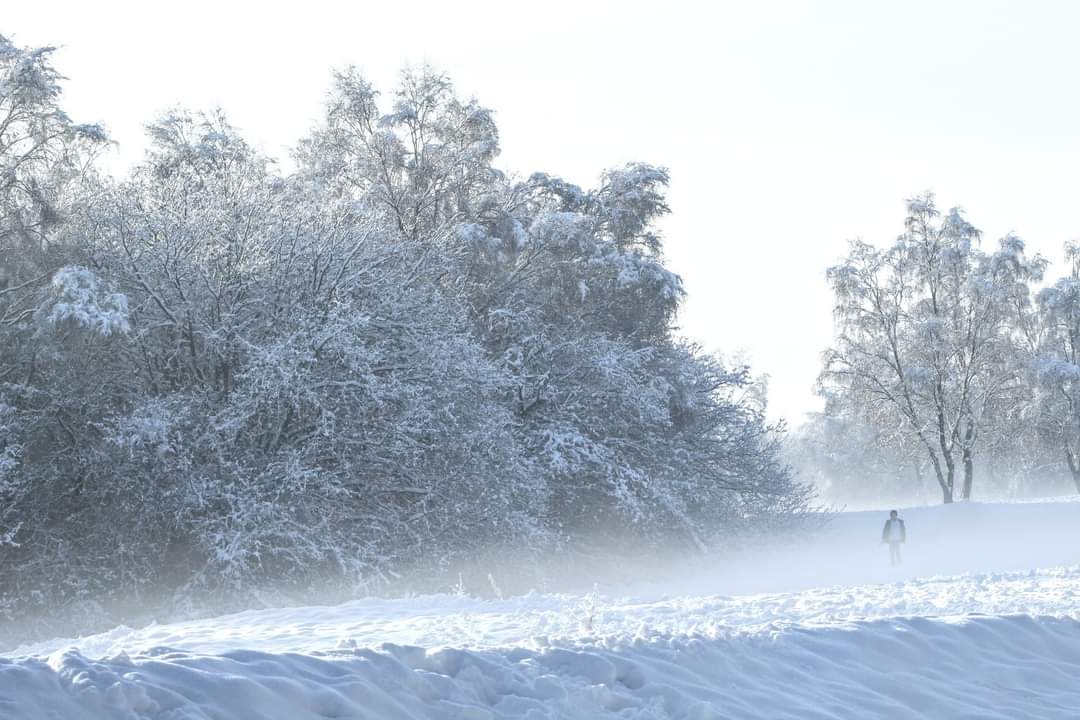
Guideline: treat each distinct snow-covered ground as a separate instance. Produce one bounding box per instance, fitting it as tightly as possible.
[3,499,1079,719]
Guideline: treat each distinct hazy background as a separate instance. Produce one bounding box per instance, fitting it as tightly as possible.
[7,0,1080,425]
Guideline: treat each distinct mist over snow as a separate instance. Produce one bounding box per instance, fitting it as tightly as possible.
[3,500,1080,719]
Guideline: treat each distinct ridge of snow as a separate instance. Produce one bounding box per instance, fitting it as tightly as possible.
[3,614,1080,719]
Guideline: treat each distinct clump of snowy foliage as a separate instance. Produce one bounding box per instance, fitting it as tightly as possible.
[43,266,129,334]
[0,38,809,642]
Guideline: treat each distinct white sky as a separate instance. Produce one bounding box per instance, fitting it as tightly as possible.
[6,0,1080,425]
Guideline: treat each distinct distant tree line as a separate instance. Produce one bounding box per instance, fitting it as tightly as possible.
[791,194,1080,505]
[0,34,810,640]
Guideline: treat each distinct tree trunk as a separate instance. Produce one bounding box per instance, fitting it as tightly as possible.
[922,446,953,504]
[961,447,974,500]
[941,450,955,504]
[934,406,955,504]
[960,420,975,500]
[1065,448,1080,494]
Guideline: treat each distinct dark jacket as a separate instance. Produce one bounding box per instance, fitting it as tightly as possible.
[882,518,906,543]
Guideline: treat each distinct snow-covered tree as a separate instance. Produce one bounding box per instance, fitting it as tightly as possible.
[821,194,1043,502]
[0,33,105,324]
[0,44,812,643]
[788,393,933,508]
[1032,241,1080,493]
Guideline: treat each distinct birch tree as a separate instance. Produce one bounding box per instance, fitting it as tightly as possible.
[1033,241,1080,492]
[822,194,1041,502]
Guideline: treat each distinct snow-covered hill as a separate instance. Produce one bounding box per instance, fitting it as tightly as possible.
[3,499,1079,719]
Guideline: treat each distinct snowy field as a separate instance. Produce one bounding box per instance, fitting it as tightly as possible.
[3,499,1079,719]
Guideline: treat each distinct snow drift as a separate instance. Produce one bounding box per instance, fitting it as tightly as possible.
[4,613,1080,719]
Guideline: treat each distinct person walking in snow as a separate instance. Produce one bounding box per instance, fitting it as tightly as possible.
[881,510,906,566]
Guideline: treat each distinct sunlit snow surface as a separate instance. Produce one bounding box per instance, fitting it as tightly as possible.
[3,500,1080,719]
